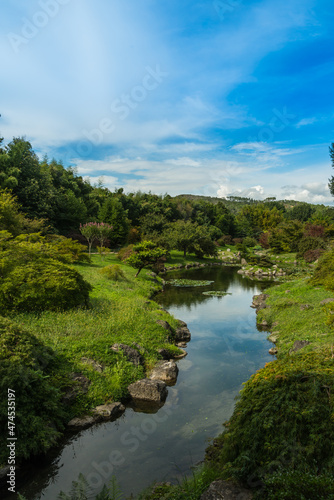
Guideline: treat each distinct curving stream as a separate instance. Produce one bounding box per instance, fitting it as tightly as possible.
[15,266,273,499]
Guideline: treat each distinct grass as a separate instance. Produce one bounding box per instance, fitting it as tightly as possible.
[7,254,183,415]
[257,278,334,357]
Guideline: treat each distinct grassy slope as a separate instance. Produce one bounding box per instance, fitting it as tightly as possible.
[9,254,183,415]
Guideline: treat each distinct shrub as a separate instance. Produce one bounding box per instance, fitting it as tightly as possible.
[0,260,92,313]
[297,236,326,259]
[220,235,233,245]
[310,248,334,290]
[0,317,68,464]
[99,264,126,281]
[259,232,270,249]
[243,236,258,247]
[117,244,134,262]
[232,238,243,245]
[304,248,325,263]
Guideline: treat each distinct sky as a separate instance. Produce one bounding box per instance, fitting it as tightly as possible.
[1,0,334,203]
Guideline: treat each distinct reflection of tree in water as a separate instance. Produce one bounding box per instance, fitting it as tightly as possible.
[156,266,269,309]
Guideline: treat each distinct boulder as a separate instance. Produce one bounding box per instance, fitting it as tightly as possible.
[110,344,144,366]
[251,294,269,309]
[67,402,125,428]
[290,340,311,353]
[93,402,125,420]
[268,335,279,344]
[149,360,179,385]
[200,480,253,500]
[128,378,168,403]
[157,348,172,360]
[156,320,174,336]
[300,304,312,311]
[174,326,191,342]
[269,347,278,355]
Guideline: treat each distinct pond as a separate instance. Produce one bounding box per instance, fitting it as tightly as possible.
[15,266,273,499]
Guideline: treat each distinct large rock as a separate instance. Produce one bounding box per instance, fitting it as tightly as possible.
[174,325,191,342]
[110,343,144,366]
[200,480,253,500]
[149,360,179,385]
[68,402,125,428]
[128,378,168,403]
[320,298,334,305]
[251,293,269,309]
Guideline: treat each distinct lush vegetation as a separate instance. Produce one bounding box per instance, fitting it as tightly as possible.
[1,136,334,499]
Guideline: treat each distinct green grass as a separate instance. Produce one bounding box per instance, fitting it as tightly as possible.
[257,278,334,357]
[7,254,183,413]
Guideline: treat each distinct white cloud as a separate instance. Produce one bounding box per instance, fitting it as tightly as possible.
[296,117,318,128]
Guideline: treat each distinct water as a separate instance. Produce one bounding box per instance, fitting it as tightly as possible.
[15,266,273,499]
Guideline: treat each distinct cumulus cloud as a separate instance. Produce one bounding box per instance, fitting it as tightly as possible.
[280,182,331,203]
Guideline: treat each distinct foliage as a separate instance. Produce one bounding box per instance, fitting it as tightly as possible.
[127,240,168,277]
[213,351,334,485]
[304,248,325,262]
[99,264,126,281]
[98,196,128,247]
[268,220,303,253]
[0,188,45,236]
[285,202,316,222]
[261,469,334,499]
[243,236,257,247]
[297,236,326,259]
[80,222,99,255]
[0,317,68,465]
[0,260,92,313]
[310,248,334,290]
[117,244,134,261]
[167,220,217,258]
[55,474,123,500]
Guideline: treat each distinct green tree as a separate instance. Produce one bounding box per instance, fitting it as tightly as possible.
[98,197,129,247]
[126,240,168,277]
[79,222,99,256]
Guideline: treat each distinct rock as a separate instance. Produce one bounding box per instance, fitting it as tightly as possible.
[200,480,253,500]
[177,320,188,328]
[157,348,172,360]
[320,298,334,305]
[268,335,279,344]
[227,248,231,252]
[285,290,291,294]
[68,415,97,428]
[300,304,312,311]
[174,326,191,342]
[62,373,91,404]
[0,466,11,479]
[156,320,174,336]
[149,360,179,385]
[81,357,104,372]
[290,340,311,353]
[68,402,125,428]
[173,348,188,359]
[251,293,269,308]
[241,258,248,266]
[269,347,278,355]
[110,344,144,366]
[176,341,188,348]
[128,378,168,403]
[93,402,125,420]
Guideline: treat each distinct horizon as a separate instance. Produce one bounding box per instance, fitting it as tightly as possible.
[1,0,334,204]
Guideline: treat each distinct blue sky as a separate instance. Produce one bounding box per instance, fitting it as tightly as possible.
[1,0,334,203]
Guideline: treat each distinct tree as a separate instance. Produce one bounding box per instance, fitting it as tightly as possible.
[98,197,129,246]
[167,220,198,257]
[126,240,168,277]
[79,222,99,256]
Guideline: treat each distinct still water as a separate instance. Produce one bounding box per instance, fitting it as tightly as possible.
[16,266,273,499]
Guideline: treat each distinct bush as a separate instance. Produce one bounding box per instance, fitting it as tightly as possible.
[259,232,270,249]
[297,236,326,259]
[0,317,68,464]
[304,248,325,263]
[310,248,334,290]
[262,469,334,499]
[213,351,334,485]
[220,235,233,245]
[243,236,258,248]
[99,264,126,281]
[117,244,134,261]
[0,260,92,313]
